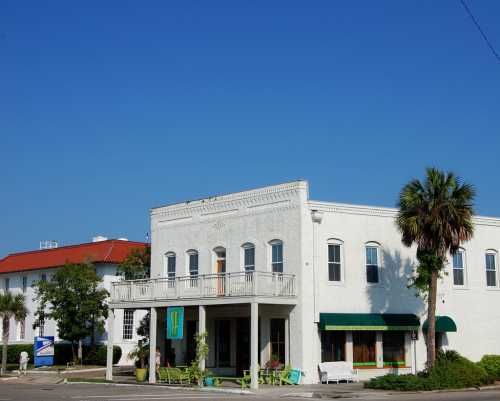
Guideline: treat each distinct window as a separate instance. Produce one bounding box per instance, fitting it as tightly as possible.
[270,318,286,364]
[123,309,134,340]
[18,319,26,341]
[165,253,176,279]
[188,250,199,277]
[242,243,255,272]
[22,277,28,294]
[41,274,47,282]
[270,240,283,273]
[383,332,405,367]
[486,251,497,287]
[353,331,376,367]
[366,245,380,283]
[328,241,342,282]
[4,278,9,292]
[321,331,345,362]
[38,318,45,337]
[452,249,465,286]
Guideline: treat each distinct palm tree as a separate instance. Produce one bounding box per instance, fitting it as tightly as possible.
[396,168,475,368]
[0,292,28,375]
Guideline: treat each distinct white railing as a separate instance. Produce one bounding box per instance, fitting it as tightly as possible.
[111,271,296,303]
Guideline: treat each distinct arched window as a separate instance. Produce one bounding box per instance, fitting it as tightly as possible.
[242,243,255,272]
[269,240,283,273]
[187,249,199,277]
[365,242,381,284]
[486,250,498,287]
[327,239,344,282]
[165,252,176,279]
[452,248,466,286]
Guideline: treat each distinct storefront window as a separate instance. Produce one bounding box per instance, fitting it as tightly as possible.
[383,332,405,367]
[321,331,345,362]
[353,331,376,367]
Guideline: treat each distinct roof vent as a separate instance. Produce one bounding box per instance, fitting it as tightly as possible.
[117,238,129,241]
[92,236,108,242]
[40,240,58,250]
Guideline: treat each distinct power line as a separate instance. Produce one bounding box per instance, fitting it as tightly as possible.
[460,0,500,63]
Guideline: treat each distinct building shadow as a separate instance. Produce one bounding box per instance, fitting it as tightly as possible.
[365,249,425,316]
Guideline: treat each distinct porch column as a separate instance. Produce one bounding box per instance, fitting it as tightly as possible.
[199,305,206,372]
[149,307,158,383]
[105,308,114,381]
[250,302,259,390]
[345,331,353,363]
[376,332,383,368]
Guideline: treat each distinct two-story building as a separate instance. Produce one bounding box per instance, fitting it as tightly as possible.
[106,180,500,387]
[0,238,148,364]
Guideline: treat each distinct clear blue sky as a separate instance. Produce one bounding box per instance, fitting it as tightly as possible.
[1,1,499,256]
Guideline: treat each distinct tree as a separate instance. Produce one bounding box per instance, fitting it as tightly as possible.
[117,246,151,280]
[396,167,475,367]
[33,262,109,362]
[0,292,28,375]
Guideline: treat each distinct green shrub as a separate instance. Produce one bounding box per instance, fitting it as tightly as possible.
[0,343,121,366]
[477,355,500,380]
[365,350,492,391]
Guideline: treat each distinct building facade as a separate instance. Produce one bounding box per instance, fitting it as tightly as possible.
[0,238,148,365]
[104,180,500,386]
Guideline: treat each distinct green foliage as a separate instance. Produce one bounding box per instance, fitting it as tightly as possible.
[0,292,28,373]
[117,247,151,280]
[408,250,445,298]
[136,312,150,340]
[128,342,149,369]
[365,351,492,391]
[0,343,121,365]
[478,355,500,380]
[33,262,109,360]
[186,332,209,386]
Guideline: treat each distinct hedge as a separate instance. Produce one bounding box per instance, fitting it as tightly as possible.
[365,350,493,391]
[0,343,122,366]
[477,355,500,381]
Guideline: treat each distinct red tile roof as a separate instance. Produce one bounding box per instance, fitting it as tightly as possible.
[0,240,149,274]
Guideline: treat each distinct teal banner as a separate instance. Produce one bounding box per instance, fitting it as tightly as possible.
[167,306,184,340]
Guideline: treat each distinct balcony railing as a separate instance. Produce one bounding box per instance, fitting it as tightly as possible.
[111,271,296,303]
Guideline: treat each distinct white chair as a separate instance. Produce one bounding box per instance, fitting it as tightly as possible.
[318,361,359,384]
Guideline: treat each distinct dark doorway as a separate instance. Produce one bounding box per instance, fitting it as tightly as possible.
[185,320,197,365]
[215,319,231,367]
[236,318,250,376]
[164,338,175,366]
[270,318,286,364]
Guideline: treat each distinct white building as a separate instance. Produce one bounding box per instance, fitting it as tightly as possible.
[0,238,148,365]
[103,180,499,387]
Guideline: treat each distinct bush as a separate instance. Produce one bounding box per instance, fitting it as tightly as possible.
[1,343,121,366]
[477,355,500,381]
[365,350,492,391]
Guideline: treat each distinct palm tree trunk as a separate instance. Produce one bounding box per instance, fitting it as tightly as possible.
[426,269,438,368]
[1,318,9,375]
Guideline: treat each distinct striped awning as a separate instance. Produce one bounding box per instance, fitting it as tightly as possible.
[319,313,420,331]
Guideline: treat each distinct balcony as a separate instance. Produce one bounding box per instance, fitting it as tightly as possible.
[110,271,296,304]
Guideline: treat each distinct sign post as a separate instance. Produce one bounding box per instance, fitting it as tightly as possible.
[34,336,54,367]
[166,307,184,340]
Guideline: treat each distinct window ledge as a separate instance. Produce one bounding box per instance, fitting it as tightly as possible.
[486,286,500,291]
[327,281,345,287]
[452,286,469,291]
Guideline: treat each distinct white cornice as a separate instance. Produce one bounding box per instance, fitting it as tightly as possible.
[152,180,308,219]
[309,200,500,227]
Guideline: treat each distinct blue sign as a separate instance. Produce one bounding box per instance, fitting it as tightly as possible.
[34,336,54,367]
[166,307,184,340]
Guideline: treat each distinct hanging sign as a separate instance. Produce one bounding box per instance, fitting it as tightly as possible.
[34,336,54,367]
[167,307,184,340]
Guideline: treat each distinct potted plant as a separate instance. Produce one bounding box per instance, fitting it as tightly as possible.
[128,342,149,382]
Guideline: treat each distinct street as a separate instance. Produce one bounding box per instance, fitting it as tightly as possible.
[1,383,500,401]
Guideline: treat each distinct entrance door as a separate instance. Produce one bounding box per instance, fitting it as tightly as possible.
[215,248,226,295]
[185,320,197,365]
[236,318,250,376]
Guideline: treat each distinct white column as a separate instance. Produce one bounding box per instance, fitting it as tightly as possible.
[250,302,259,390]
[404,332,413,372]
[345,331,353,363]
[149,307,158,384]
[199,305,206,372]
[106,309,114,381]
[376,332,383,368]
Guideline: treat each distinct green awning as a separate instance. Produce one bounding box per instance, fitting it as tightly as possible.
[319,313,420,331]
[423,316,457,332]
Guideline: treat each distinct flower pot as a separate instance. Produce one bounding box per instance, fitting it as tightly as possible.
[135,368,148,382]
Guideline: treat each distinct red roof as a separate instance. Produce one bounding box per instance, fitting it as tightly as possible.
[0,240,149,274]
